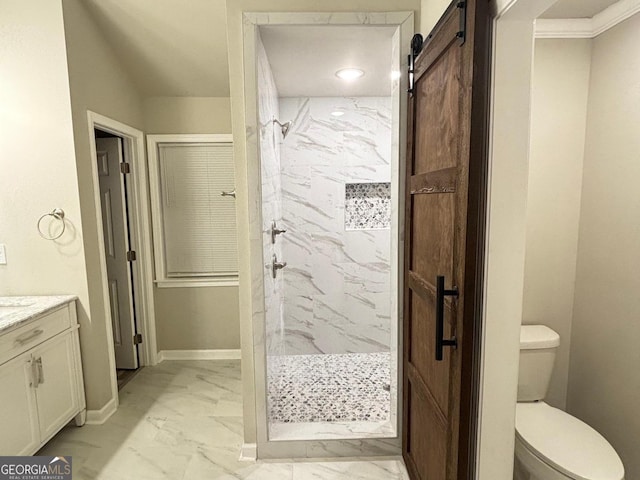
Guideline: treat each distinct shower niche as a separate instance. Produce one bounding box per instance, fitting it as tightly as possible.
[345,182,392,230]
[254,22,401,443]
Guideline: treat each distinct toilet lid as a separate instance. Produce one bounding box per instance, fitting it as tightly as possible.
[516,403,624,480]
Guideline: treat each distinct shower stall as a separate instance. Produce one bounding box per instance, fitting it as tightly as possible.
[244,13,413,452]
[264,97,395,440]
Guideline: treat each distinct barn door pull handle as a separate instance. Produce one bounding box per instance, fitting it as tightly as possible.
[436,275,458,361]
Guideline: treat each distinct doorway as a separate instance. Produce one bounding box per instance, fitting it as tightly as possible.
[257,24,399,442]
[94,129,140,388]
[241,11,414,459]
[87,111,158,406]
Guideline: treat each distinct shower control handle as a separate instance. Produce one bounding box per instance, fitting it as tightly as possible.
[271,254,287,279]
[435,275,458,362]
[270,220,287,244]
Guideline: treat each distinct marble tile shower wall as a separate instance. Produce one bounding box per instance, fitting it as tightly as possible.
[278,97,393,355]
[257,34,285,361]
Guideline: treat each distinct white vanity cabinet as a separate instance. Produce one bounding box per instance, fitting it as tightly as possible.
[0,299,86,456]
[0,353,41,455]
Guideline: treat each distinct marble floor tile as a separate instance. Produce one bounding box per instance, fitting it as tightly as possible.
[75,445,193,480]
[154,415,244,451]
[183,447,295,480]
[211,394,245,417]
[293,459,409,480]
[37,360,407,479]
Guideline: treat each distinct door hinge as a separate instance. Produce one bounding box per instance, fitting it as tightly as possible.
[133,333,143,345]
[120,162,131,174]
[126,250,137,262]
[457,1,467,44]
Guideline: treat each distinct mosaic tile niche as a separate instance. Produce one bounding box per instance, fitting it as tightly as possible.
[345,182,392,230]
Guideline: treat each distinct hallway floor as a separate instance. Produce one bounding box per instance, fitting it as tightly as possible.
[38,360,409,479]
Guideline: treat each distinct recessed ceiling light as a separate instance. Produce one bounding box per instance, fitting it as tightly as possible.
[391,70,402,80]
[336,68,364,81]
[331,111,345,117]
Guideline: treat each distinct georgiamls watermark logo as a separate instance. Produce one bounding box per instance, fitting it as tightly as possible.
[0,456,72,480]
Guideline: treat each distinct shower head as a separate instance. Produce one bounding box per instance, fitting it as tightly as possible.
[273,119,293,139]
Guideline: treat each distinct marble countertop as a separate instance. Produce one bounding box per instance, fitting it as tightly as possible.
[0,295,77,334]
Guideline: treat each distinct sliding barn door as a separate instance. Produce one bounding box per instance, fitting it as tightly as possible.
[402,0,491,479]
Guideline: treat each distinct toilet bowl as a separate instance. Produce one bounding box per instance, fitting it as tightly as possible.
[515,402,624,480]
[515,326,624,480]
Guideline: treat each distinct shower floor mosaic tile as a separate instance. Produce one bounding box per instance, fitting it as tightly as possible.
[268,352,391,424]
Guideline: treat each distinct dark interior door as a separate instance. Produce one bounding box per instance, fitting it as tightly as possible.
[96,137,138,370]
[402,1,491,479]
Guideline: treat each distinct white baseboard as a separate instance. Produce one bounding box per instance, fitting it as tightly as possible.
[86,397,117,425]
[157,349,241,362]
[239,443,257,461]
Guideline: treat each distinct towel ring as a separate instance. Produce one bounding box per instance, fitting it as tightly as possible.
[37,208,66,240]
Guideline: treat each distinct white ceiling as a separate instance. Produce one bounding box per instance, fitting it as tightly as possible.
[540,0,620,18]
[260,25,396,97]
[83,0,229,97]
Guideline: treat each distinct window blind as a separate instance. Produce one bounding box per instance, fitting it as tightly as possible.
[157,143,238,277]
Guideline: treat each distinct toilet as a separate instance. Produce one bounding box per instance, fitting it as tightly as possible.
[514,325,625,480]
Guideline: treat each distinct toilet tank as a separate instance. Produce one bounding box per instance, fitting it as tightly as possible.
[518,325,560,402]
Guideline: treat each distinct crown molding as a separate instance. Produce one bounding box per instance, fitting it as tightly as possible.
[593,0,640,35]
[535,0,640,38]
[535,18,593,38]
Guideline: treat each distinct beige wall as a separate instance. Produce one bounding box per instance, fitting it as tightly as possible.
[523,39,591,409]
[64,2,240,403]
[420,0,450,34]
[65,1,240,402]
[154,287,240,350]
[144,97,232,134]
[143,96,240,352]
[225,0,420,446]
[0,0,90,399]
[62,0,145,410]
[567,14,640,480]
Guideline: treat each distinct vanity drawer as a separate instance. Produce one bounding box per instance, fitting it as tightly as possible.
[0,306,71,365]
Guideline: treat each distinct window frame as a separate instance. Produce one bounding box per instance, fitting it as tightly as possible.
[147,134,238,288]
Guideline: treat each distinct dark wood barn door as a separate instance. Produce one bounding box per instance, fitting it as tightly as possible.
[402,1,491,479]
